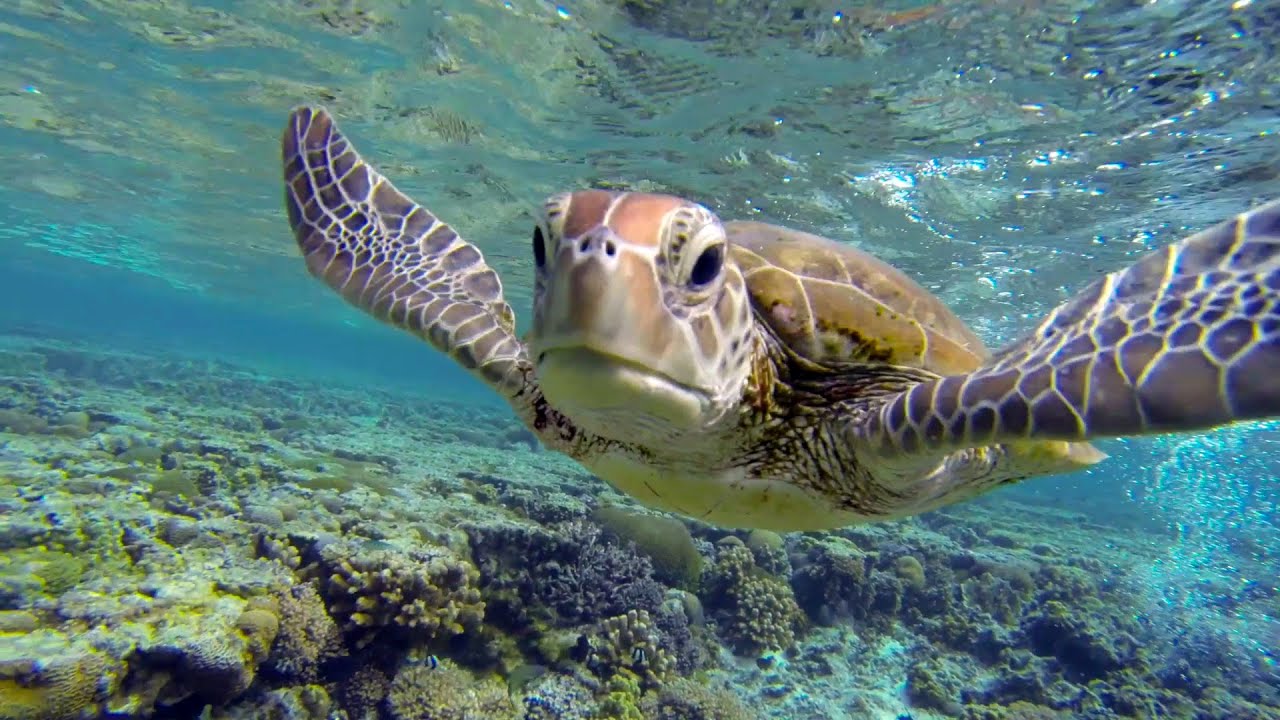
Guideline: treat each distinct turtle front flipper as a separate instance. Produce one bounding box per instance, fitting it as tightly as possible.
[859,197,1280,457]
[282,106,530,398]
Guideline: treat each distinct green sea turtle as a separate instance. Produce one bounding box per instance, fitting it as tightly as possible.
[281,106,1280,531]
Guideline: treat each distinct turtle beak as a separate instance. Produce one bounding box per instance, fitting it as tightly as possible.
[530,227,712,434]
[536,229,675,357]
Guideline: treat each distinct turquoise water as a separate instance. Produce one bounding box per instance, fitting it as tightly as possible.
[2,1,1279,719]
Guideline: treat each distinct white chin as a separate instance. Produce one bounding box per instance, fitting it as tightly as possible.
[535,348,709,442]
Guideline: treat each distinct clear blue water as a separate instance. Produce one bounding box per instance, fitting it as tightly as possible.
[2,1,1279,718]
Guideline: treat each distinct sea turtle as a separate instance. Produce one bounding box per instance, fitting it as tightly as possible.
[281,106,1280,532]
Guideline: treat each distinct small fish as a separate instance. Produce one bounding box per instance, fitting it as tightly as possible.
[631,647,647,666]
[408,654,440,669]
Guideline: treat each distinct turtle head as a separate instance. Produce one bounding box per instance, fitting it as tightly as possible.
[528,190,756,442]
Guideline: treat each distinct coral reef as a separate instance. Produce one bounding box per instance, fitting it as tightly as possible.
[520,671,598,720]
[384,660,515,720]
[584,609,673,690]
[263,583,345,682]
[651,590,709,675]
[702,537,804,655]
[308,537,485,650]
[639,678,759,720]
[0,338,1277,720]
[0,637,110,720]
[789,534,897,628]
[466,518,665,629]
[0,581,289,719]
[337,665,391,720]
[591,506,703,589]
[212,684,333,720]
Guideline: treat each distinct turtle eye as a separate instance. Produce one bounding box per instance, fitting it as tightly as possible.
[532,226,547,269]
[688,244,724,287]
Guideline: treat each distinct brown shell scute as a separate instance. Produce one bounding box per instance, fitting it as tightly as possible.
[727,220,988,376]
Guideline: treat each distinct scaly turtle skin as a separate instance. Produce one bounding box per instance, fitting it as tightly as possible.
[281,106,1280,531]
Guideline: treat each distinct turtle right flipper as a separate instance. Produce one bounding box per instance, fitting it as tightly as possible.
[858,198,1280,456]
[282,106,531,398]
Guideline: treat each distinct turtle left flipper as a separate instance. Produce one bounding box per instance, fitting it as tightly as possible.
[858,198,1280,456]
[282,105,531,398]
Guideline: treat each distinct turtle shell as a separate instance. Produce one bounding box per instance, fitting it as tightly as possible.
[727,220,987,376]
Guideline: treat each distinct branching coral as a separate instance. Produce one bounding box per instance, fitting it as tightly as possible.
[701,537,802,655]
[311,539,485,650]
[961,574,1025,626]
[653,592,709,675]
[254,532,302,571]
[585,609,673,690]
[534,521,666,625]
[466,519,664,628]
[337,665,391,719]
[265,583,345,682]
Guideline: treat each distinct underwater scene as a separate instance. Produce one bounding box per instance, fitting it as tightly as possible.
[2,1,1280,719]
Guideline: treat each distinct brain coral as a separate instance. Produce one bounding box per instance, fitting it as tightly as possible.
[591,506,703,589]
[0,635,111,720]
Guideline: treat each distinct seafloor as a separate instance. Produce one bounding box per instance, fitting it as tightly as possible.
[1,334,1277,720]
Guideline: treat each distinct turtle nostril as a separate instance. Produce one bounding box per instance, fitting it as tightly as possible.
[688,244,725,287]
[573,231,620,259]
[532,227,546,268]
